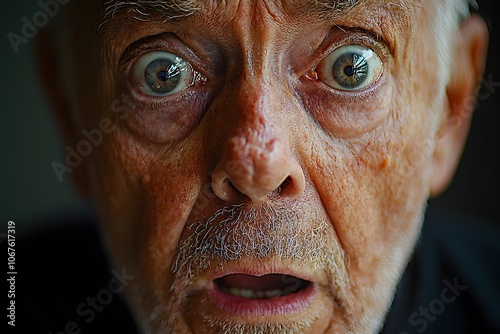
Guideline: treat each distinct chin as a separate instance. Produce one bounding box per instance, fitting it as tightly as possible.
[116,203,419,334]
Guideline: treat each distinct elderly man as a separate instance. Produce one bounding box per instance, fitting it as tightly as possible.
[17,0,499,333]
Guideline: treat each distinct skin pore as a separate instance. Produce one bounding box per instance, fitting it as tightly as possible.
[38,0,488,333]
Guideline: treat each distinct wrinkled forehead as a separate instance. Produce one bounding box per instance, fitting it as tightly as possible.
[98,0,421,24]
[91,0,431,53]
[101,0,363,21]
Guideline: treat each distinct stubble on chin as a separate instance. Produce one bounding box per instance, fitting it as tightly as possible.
[130,201,401,334]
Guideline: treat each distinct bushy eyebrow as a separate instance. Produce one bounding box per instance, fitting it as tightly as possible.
[102,0,199,23]
[307,0,361,19]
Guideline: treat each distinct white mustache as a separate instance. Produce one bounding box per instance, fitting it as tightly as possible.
[172,202,335,279]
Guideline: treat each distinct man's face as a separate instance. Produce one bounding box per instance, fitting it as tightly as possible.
[58,0,466,332]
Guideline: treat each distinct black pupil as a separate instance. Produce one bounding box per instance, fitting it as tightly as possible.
[157,70,169,81]
[344,65,355,77]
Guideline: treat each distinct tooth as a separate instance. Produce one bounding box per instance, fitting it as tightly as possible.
[226,287,288,299]
[265,289,284,298]
[229,287,242,297]
[255,290,264,299]
[229,288,255,299]
[241,289,254,299]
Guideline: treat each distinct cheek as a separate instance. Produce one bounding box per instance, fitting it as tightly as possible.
[299,77,392,139]
[371,137,434,228]
[88,126,207,287]
[303,111,434,271]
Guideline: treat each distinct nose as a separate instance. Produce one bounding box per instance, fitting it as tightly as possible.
[211,83,305,203]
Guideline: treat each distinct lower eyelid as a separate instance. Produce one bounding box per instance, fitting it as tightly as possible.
[129,64,207,99]
[128,80,197,103]
[119,88,212,145]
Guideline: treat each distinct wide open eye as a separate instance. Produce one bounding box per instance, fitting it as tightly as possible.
[131,51,195,97]
[318,44,383,91]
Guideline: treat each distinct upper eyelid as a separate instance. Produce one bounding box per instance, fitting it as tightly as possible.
[119,34,205,75]
[120,35,163,71]
[316,29,392,64]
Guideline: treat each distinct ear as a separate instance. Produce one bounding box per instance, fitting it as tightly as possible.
[35,28,91,198]
[430,14,489,198]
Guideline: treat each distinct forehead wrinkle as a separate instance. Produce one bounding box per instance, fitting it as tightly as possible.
[97,0,416,60]
[98,0,393,30]
[101,0,364,23]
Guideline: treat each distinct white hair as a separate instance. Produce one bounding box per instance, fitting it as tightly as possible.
[432,0,473,91]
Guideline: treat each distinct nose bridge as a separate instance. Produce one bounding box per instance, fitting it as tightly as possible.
[234,0,280,84]
[226,77,289,191]
[210,61,305,203]
[229,40,285,160]
[234,74,275,131]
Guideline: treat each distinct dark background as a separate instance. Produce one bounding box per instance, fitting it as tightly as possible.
[0,0,499,230]
[428,1,500,225]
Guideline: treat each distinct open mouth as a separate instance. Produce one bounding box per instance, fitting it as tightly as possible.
[209,273,315,316]
[214,274,311,299]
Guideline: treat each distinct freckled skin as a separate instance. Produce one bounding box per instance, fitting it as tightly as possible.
[43,0,488,333]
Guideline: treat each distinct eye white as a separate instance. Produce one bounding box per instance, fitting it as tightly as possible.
[318,44,383,91]
[131,51,195,97]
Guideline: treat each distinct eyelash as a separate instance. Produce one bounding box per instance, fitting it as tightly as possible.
[317,31,391,67]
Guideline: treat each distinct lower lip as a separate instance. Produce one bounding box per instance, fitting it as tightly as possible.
[208,282,316,317]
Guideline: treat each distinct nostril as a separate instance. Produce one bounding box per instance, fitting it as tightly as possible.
[270,176,292,199]
[226,179,246,200]
[212,171,246,203]
[272,172,304,201]
[279,176,292,191]
[212,141,305,203]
